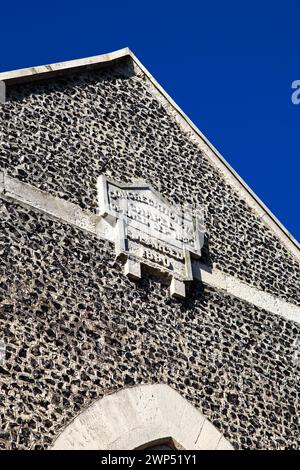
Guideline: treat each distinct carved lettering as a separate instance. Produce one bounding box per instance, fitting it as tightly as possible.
[98,175,204,297]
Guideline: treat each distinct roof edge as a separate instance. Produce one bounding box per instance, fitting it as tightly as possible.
[0,48,299,260]
[0,47,131,84]
[129,51,300,260]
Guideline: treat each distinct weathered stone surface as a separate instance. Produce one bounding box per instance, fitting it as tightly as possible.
[0,199,299,450]
[0,59,299,305]
[97,174,203,291]
[52,384,232,450]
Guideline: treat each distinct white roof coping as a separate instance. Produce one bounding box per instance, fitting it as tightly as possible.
[0,48,131,84]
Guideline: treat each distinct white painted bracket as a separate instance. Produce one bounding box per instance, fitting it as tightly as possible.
[124,258,142,280]
[170,278,186,299]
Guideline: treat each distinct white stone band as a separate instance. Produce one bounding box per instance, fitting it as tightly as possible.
[0,171,115,242]
[1,171,299,324]
[194,263,300,325]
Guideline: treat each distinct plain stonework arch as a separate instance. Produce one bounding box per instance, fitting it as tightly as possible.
[52,384,233,450]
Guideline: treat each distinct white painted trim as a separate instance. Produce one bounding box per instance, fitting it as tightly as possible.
[0,48,299,261]
[194,262,300,325]
[1,172,299,324]
[0,172,115,243]
[0,48,130,83]
[51,383,233,450]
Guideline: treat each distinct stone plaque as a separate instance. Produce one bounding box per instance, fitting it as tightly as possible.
[97,175,205,298]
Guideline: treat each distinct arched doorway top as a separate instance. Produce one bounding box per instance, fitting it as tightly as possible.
[52,383,233,450]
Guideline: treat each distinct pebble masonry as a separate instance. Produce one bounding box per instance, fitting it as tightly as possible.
[0,49,299,450]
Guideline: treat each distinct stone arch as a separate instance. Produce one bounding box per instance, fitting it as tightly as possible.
[52,384,233,450]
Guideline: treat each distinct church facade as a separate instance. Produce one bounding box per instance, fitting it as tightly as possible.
[0,48,299,450]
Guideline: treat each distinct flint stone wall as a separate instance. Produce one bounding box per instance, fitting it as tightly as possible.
[0,58,299,306]
[0,200,299,450]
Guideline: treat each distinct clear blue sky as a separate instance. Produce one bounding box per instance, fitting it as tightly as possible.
[1,1,299,240]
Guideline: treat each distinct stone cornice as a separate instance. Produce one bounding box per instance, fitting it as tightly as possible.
[0,48,130,84]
